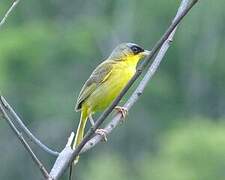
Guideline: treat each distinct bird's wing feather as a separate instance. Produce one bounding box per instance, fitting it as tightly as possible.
[75,60,115,111]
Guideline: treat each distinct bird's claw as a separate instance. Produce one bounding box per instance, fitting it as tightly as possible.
[115,106,128,119]
[95,129,108,142]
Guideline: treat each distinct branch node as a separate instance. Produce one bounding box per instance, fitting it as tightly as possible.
[168,38,173,43]
[136,67,143,73]
[137,91,142,96]
[90,126,95,133]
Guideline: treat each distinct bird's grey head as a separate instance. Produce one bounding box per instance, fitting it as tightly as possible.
[108,43,150,60]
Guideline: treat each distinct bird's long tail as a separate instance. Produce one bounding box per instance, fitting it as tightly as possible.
[73,105,89,164]
[69,106,88,180]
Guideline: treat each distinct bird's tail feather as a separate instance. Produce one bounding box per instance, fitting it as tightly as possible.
[73,105,88,164]
[69,106,88,180]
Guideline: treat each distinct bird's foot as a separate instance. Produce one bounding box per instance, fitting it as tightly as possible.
[95,129,108,142]
[115,106,128,120]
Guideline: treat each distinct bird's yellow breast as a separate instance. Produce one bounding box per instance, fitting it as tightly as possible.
[84,59,137,113]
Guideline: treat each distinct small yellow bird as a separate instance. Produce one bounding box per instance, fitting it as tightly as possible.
[73,42,150,163]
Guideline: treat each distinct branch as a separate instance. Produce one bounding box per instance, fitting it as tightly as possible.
[0,0,20,28]
[49,133,75,180]
[48,0,198,179]
[0,96,59,156]
[0,96,50,179]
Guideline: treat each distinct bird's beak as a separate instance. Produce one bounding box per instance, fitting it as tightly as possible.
[140,50,151,57]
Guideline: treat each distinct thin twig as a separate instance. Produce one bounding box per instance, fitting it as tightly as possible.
[0,97,50,179]
[48,0,198,179]
[0,96,59,156]
[0,0,20,28]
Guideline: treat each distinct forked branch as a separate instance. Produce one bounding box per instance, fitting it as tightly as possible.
[0,96,59,156]
[0,97,50,179]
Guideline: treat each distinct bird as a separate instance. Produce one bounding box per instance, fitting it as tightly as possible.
[72,42,150,164]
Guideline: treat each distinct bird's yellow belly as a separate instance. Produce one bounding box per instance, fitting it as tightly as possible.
[85,66,135,112]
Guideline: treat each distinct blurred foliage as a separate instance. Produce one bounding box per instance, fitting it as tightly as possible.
[141,119,225,180]
[0,0,225,179]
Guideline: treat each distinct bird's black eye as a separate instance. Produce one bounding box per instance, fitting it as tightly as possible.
[130,45,144,55]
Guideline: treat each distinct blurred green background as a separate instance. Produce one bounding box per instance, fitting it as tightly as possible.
[1,0,225,179]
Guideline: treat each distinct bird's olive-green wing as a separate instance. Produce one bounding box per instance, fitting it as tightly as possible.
[75,60,115,111]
